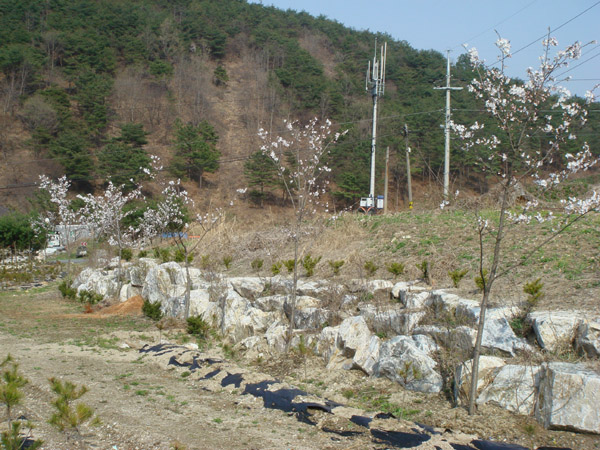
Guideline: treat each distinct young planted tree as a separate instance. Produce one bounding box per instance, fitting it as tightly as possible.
[48,378,95,441]
[36,175,82,279]
[453,36,599,415]
[77,182,142,290]
[140,180,223,319]
[258,117,346,350]
[0,355,42,450]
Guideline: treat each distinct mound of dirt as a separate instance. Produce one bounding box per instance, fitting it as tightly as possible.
[97,295,144,316]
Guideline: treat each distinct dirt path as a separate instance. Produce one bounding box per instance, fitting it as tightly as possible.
[1,331,376,450]
[1,288,598,450]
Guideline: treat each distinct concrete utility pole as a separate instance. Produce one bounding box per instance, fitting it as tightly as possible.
[434,51,462,201]
[384,146,389,214]
[404,124,413,210]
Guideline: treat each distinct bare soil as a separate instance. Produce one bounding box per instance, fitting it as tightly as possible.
[1,287,599,450]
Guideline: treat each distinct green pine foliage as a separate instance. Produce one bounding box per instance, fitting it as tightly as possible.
[0,0,596,201]
[169,120,220,188]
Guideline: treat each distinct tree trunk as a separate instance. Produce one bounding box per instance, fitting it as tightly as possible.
[285,235,299,353]
[468,176,511,415]
[184,254,191,319]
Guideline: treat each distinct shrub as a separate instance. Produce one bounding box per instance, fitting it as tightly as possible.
[474,269,489,293]
[186,316,210,339]
[416,260,431,284]
[250,258,263,272]
[386,262,405,278]
[271,261,282,276]
[174,249,193,264]
[142,299,163,321]
[200,255,211,269]
[58,280,77,300]
[302,254,321,277]
[121,248,133,262]
[283,259,295,274]
[448,269,469,288]
[364,260,378,277]
[328,260,344,276]
[138,250,148,258]
[159,248,171,263]
[77,290,103,305]
[523,278,544,309]
[48,378,95,432]
[222,255,233,270]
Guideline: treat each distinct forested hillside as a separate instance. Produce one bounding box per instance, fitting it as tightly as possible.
[1,0,598,211]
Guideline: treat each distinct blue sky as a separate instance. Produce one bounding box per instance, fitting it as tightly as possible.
[249,0,600,98]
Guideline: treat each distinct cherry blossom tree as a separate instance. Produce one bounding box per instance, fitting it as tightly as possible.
[140,179,223,319]
[36,175,82,279]
[453,35,599,415]
[258,117,347,350]
[77,181,143,290]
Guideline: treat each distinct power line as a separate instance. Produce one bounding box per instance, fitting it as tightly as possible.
[452,0,539,51]
[487,0,600,65]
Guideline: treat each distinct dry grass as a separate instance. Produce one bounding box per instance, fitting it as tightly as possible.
[193,206,600,312]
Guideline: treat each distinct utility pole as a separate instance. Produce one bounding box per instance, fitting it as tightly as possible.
[404,124,413,210]
[361,40,386,213]
[384,146,389,214]
[434,50,462,201]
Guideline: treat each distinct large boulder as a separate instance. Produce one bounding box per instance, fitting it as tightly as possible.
[220,296,271,344]
[119,283,141,302]
[481,317,530,356]
[477,364,542,415]
[454,356,506,406]
[228,277,265,299]
[392,283,432,308]
[359,305,425,336]
[188,289,221,327]
[352,335,381,376]
[315,325,339,362]
[254,295,287,313]
[528,311,584,353]
[373,335,442,393]
[296,279,330,297]
[73,267,119,300]
[535,362,600,433]
[128,258,159,287]
[575,317,600,358]
[335,316,372,358]
[142,263,187,305]
[413,325,476,353]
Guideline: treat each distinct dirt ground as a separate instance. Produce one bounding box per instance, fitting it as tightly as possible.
[0,287,599,450]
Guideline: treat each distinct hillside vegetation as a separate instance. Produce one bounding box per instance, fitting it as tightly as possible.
[1,0,599,211]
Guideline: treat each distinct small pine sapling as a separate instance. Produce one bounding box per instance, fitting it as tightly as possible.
[523,278,544,310]
[250,258,263,273]
[271,261,283,276]
[302,254,321,277]
[416,260,432,285]
[48,378,96,437]
[386,262,405,279]
[364,260,378,278]
[222,255,233,270]
[448,269,469,288]
[474,269,489,293]
[328,260,344,276]
[283,259,295,274]
[1,356,42,449]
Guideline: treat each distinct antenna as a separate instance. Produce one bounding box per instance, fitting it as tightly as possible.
[360,40,387,213]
